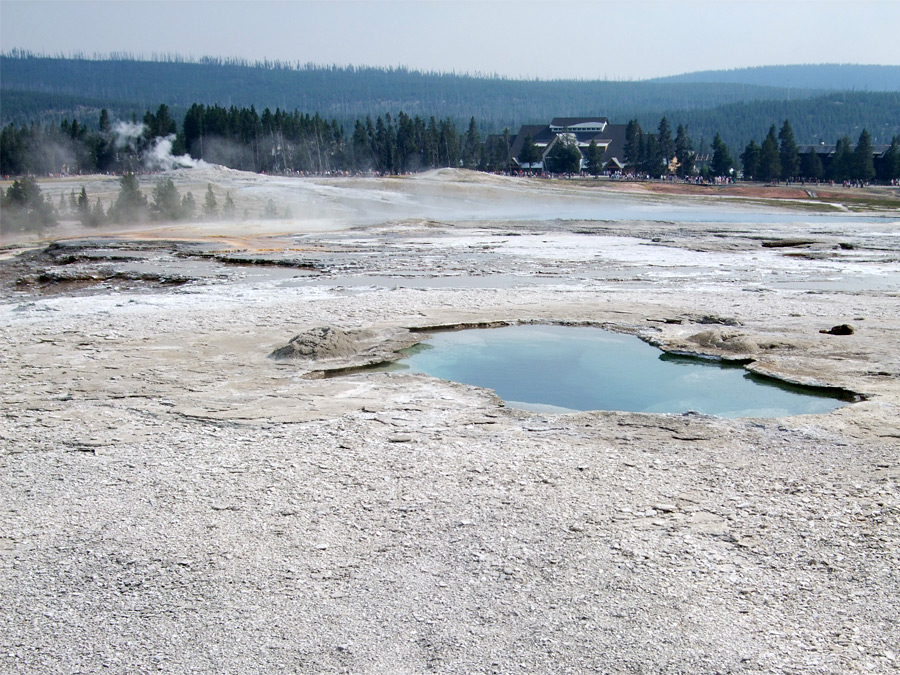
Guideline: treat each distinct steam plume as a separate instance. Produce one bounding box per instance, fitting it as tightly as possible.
[146,135,208,171]
[111,121,208,170]
[112,121,146,149]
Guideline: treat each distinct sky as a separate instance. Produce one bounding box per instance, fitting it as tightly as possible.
[2,0,899,81]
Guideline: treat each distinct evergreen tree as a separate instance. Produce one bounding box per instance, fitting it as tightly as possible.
[502,127,512,173]
[351,119,372,171]
[438,118,460,168]
[545,136,581,174]
[223,191,236,219]
[203,183,218,218]
[583,139,604,176]
[146,103,177,140]
[89,198,106,227]
[183,103,205,159]
[830,136,853,181]
[425,117,439,168]
[181,191,196,220]
[99,109,111,133]
[674,124,694,177]
[462,117,480,169]
[741,140,761,179]
[778,119,800,180]
[623,119,642,168]
[92,108,115,172]
[0,123,24,175]
[374,116,393,173]
[636,134,646,173]
[395,112,418,173]
[800,149,824,180]
[878,136,900,181]
[758,126,782,181]
[110,173,148,223]
[1,176,56,232]
[151,178,182,221]
[710,133,734,176]
[642,134,659,177]
[412,114,427,169]
[167,127,194,169]
[656,117,674,167]
[77,186,90,225]
[852,129,875,182]
[477,142,489,172]
[518,134,541,169]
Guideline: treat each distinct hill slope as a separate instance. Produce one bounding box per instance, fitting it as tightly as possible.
[652,64,900,92]
[1,54,814,130]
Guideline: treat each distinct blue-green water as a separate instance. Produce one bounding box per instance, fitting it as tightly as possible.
[395,325,852,418]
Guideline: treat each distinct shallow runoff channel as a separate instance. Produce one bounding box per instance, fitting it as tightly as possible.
[386,324,853,418]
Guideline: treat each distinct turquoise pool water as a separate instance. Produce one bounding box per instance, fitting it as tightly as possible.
[395,325,852,418]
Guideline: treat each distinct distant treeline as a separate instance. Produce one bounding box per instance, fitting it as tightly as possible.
[739,122,899,183]
[0,104,489,176]
[620,117,899,183]
[3,102,900,183]
[4,55,900,163]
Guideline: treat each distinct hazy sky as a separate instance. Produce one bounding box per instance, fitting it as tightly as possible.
[2,0,899,80]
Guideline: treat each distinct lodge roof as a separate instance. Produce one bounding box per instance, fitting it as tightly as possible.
[550,117,610,128]
[797,144,891,157]
[598,124,627,164]
[508,124,555,159]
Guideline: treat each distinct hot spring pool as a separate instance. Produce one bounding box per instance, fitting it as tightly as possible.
[389,324,853,418]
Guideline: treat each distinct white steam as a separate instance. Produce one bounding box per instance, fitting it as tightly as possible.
[111,121,208,171]
[113,121,146,149]
[146,135,208,171]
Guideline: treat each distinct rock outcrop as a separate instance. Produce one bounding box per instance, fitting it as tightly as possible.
[269,326,365,361]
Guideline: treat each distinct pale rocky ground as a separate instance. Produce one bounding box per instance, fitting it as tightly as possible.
[1,169,898,673]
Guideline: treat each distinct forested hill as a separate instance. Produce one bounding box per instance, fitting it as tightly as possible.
[3,54,898,154]
[1,53,814,130]
[652,64,900,92]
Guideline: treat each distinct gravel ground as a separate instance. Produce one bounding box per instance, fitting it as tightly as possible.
[1,170,898,673]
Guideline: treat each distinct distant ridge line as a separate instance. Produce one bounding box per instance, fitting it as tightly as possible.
[0,49,618,83]
[651,64,900,92]
[4,51,899,89]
